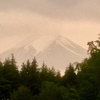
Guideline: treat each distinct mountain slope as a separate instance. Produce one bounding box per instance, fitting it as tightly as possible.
[0,35,87,72]
[36,35,87,72]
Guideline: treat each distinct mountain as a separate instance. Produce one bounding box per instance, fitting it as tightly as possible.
[0,35,87,73]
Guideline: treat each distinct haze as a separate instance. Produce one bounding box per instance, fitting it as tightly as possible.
[0,0,100,53]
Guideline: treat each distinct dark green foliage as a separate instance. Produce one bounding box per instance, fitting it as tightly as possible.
[0,55,19,100]
[40,62,60,83]
[76,35,100,100]
[11,86,33,100]
[96,92,100,100]
[38,82,67,100]
[38,82,79,100]
[20,58,41,95]
[55,70,62,84]
[62,63,77,88]
[78,80,96,100]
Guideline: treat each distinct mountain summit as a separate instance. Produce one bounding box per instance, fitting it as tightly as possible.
[0,35,87,72]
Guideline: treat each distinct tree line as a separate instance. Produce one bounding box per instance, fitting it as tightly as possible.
[1,36,100,100]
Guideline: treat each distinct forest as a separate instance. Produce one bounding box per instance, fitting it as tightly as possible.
[0,36,100,100]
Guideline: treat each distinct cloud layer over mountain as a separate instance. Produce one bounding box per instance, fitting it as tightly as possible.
[0,0,100,20]
[0,0,100,53]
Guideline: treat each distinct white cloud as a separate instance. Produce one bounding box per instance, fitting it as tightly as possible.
[0,0,100,53]
[0,0,100,20]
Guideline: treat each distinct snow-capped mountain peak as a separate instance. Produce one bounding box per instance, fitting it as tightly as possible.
[56,35,75,48]
[0,35,87,73]
[30,35,56,53]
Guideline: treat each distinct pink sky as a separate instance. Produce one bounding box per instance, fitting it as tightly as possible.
[0,0,100,53]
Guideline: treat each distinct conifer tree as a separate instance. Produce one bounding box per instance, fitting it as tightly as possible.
[62,63,76,87]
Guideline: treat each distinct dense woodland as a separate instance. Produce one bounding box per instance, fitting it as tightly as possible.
[1,36,100,100]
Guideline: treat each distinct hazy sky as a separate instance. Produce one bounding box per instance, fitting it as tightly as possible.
[0,0,100,53]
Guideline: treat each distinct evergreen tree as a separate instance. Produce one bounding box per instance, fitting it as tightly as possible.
[0,56,19,100]
[20,58,41,95]
[38,82,68,100]
[62,63,77,88]
[11,86,33,100]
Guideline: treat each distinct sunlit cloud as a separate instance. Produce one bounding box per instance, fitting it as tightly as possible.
[0,0,100,53]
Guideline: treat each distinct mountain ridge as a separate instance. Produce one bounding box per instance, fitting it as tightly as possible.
[0,35,87,73]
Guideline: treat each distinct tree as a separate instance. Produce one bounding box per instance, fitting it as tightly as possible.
[96,92,100,100]
[76,35,100,100]
[20,58,41,95]
[11,86,33,100]
[40,62,49,82]
[62,63,77,88]
[39,82,68,100]
[78,80,96,100]
[55,70,61,84]
[0,56,19,100]
[40,62,57,83]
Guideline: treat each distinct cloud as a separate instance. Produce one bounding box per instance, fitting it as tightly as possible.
[0,9,67,48]
[0,9,99,49]
[0,0,100,21]
[0,0,100,52]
